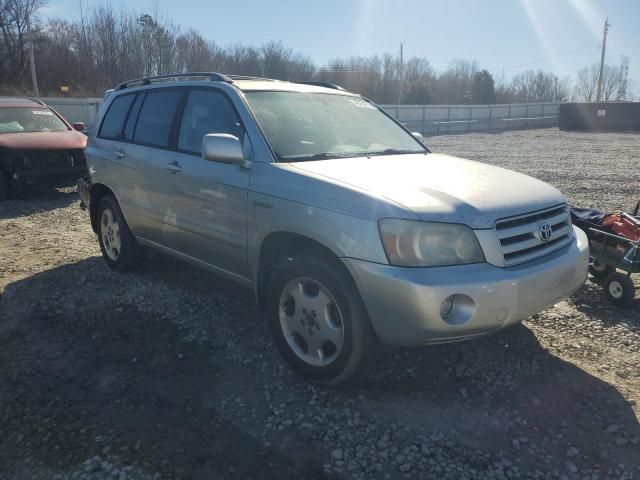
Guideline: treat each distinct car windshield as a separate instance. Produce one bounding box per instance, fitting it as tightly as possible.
[0,107,68,134]
[244,91,427,161]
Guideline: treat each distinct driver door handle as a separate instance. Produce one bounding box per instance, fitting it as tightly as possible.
[166,160,182,174]
[115,149,126,159]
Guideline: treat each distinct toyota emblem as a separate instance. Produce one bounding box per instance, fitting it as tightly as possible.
[539,223,553,242]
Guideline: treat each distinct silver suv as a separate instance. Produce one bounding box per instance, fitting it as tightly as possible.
[79,72,589,385]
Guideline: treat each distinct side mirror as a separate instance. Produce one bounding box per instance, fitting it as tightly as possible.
[411,131,424,142]
[72,122,86,131]
[201,133,244,164]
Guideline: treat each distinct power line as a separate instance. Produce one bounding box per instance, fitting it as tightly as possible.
[502,42,600,71]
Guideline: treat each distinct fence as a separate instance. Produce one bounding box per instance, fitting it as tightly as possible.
[40,97,560,135]
[559,102,640,132]
[380,102,560,135]
[43,97,102,126]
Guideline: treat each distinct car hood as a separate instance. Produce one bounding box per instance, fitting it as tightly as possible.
[0,130,87,150]
[290,153,566,228]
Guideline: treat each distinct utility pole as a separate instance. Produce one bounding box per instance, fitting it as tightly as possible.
[554,76,558,103]
[27,11,39,97]
[596,18,610,102]
[398,43,404,104]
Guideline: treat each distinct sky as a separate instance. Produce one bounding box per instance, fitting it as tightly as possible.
[41,0,640,85]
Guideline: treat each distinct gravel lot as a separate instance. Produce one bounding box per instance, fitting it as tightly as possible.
[1,128,639,480]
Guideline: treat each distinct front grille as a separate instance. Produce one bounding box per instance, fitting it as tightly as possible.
[21,149,85,170]
[496,204,573,266]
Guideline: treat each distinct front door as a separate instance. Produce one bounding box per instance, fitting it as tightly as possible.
[167,88,251,278]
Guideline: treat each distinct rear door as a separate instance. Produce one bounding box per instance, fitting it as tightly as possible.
[165,88,251,277]
[92,92,140,222]
[124,89,186,244]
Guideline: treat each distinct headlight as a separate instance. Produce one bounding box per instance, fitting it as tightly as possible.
[378,218,484,267]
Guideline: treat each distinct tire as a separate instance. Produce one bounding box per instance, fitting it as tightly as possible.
[266,254,377,387]
[0,170,10,201]
[603,272,635,307]
[97,195,142,271]
[589,257,614,279]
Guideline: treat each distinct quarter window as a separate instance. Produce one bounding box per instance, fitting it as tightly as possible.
[99,94,135,139]
[134,90,183,148]
[178,90,243,154]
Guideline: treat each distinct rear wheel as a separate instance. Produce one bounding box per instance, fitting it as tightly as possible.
[0,170,10,201]
[97,195,142,271]
[266,254,377,386]
[603,272,635,307]
[589,257,614,279]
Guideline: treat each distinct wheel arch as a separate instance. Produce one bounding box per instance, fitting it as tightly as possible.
[89,183,116,233]
[255,231,355,313]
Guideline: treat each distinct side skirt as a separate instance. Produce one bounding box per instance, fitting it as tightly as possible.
[136,236,255,289]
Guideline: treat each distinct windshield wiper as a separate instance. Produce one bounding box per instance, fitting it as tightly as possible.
[281,152,361,162]
[366,148,425,156]
[280,149,425,162]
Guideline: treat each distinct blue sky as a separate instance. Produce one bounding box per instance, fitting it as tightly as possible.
[42,0,640,84]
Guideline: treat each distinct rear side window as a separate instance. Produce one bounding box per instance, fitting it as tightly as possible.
[178,90,243,154]
[99,94,135,139]
[133,90,183,148]
[123,94,144,141]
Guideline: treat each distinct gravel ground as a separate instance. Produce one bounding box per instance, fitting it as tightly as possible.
[1,128,639,480]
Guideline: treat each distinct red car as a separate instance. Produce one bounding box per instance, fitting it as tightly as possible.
[0,98,87,201]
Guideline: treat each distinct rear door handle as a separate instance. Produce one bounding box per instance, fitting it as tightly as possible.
[115,149,126,159]
[166,160,182,174]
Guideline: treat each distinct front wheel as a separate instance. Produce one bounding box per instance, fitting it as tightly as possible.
[266,255,377,386]
[603,272,635,307]
[97,195,142,271]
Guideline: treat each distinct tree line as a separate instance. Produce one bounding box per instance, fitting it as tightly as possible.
[0,1,635,104]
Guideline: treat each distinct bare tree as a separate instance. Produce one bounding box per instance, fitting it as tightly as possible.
[0,0,46,87]
[2,1,634,105]
[433,59,478,104]
[494,70,571,103]
[574,63,621,102]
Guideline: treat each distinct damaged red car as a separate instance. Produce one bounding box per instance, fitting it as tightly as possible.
[0,98,87,200]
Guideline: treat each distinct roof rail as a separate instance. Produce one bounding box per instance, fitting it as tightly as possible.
[296,81,346,91]
[116,72,233,90]
[227,75,279,82]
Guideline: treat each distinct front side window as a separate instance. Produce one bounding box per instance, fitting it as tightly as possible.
[0,107,68,134]
[99,94,135,139]
[134,90,183,148]
[243,91,426,161]
[178,90,243,154]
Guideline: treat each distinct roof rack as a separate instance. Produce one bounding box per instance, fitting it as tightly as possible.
[227,75,279,82]
[296,81,346,91]
[116,72,233,90]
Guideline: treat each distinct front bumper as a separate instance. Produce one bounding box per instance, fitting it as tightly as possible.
[343,226,589,346]
[16,166,87,186]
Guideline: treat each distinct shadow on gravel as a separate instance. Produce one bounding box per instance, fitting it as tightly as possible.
[0,258,330,480]
[2,256,639,478]
[0,186,79,220]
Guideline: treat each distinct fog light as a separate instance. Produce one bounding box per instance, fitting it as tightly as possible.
[440,296,455,319]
